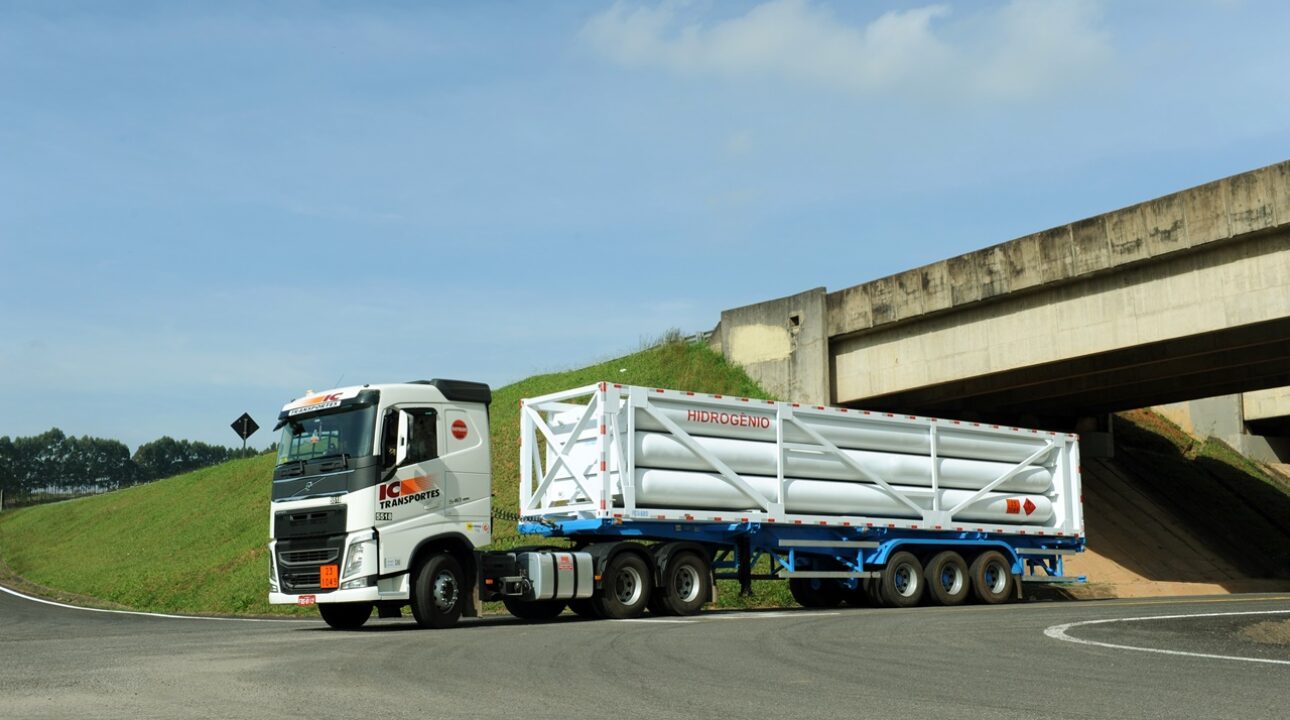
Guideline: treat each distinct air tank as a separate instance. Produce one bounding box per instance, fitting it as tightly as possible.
[631,469,1054,523]
[629,404,1057,465]
[631,432,1053,494]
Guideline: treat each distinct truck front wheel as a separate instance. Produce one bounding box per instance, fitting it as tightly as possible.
[593,553,651,619]
[319,602,373,630]
[412,553,464,629]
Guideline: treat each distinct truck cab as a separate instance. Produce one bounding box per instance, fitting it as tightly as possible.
[268,379,492,628]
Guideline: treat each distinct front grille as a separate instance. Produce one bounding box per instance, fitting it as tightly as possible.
[280,548,338,565]
[275,533,346,594]
[283,570,322,590]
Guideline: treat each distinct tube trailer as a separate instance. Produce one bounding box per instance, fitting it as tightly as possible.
[269,381,1083,628]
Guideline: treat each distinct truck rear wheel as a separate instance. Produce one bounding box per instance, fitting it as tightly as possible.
[789,578,845,608]
[319,602,373,630]
[879,551,925,608]
[923,551,970,606]
[654,552,710,616]
[969,550,1014,604]
[592,552,651,619]
[411,553,464,629]
[502,598,566,621]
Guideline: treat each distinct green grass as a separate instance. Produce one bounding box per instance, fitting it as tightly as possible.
[0,453,297,615]
[0,338,783,615]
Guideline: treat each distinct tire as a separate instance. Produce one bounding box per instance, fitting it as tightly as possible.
[568,599,601,619]
[656,552,710,616]
[843,579,873,607]
[789,577,845,608]
[502,597,566,621]
[923,551,970,606]
[865,576,887,607]
[411,553,464,629]
[970,550,1015,605]
[592,553,652,619]
[318,602,373,630]
[879,551,925,608]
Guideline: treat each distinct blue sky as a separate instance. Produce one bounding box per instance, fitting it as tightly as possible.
[3,0,1289,450]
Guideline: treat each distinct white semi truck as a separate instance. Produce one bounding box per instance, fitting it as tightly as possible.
[269,380,1083,629]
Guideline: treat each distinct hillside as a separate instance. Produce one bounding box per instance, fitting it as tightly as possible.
[0,338,770,615]
[1064,410,1290,597]
[3,337,1289,616]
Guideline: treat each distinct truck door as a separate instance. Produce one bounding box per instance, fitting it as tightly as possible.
[377,407,446,524]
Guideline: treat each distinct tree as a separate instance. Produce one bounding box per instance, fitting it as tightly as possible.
[133,437,236,482]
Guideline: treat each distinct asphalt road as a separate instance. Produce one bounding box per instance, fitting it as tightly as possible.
[3,588,1288,720]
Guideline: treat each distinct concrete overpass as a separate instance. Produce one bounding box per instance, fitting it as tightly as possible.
[709,161,1290,460]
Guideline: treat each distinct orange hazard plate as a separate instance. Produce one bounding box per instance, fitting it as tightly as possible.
[320,564,339,589]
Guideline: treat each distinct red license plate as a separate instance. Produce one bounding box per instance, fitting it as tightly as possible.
[297,594,316,606]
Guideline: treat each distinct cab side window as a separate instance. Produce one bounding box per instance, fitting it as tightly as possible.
[381,411,399,469]
[405,409,438,465]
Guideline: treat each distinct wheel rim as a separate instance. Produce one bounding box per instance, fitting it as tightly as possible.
[893,563,918,598]
[673,564,701,603]
[983,562,1007,594]
[940,565,964,595]
[615,565,643,605]
[433,570,459,612]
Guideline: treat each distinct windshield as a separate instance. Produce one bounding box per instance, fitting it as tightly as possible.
[277,406,377,465]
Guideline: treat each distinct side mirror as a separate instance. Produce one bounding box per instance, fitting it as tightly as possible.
[395,410,411,467]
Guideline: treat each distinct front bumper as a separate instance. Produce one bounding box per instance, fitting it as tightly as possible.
[269,572,410,605]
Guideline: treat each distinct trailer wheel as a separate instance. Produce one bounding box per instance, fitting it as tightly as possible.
[970,550,1014,604]
[568,599,601,619]
[318,602,373,630]
[502,598,566,621]
[843,579,873,607]
[655,552,710,616]
[879,551,925,608]
[411,553,464,629]
[789,578,845,608]
[864,576,886,607]
[923,551,970,606]
[593,553,652,619]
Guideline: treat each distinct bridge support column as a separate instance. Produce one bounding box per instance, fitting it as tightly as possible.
[711,288,829,405]
[1156,393,1290,463]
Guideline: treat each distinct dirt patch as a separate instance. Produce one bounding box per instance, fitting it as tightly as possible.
[1241,619,1290,646]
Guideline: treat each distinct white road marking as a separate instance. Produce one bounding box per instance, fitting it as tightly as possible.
[614,610,842,624]
[613,618,698,624]
[707,611,841,620]
[1044,609,1290,666]
[0,584,312,623]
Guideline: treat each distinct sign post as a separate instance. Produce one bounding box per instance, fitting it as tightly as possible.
[231,412,260,454]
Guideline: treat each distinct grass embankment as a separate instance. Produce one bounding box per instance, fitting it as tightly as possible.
[1111,410,1290,578]
[0,338,788,615]
[0,453,283,614]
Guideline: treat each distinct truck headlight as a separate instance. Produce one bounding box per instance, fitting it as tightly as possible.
[269,551,279,593]
[343,539,375,580]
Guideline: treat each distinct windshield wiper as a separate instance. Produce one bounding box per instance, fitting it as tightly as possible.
[317,453,350,472]
[276,461,306,478]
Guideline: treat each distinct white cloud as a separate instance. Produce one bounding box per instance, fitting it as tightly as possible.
[582,0,1113,100]
[974,0,1113,97]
